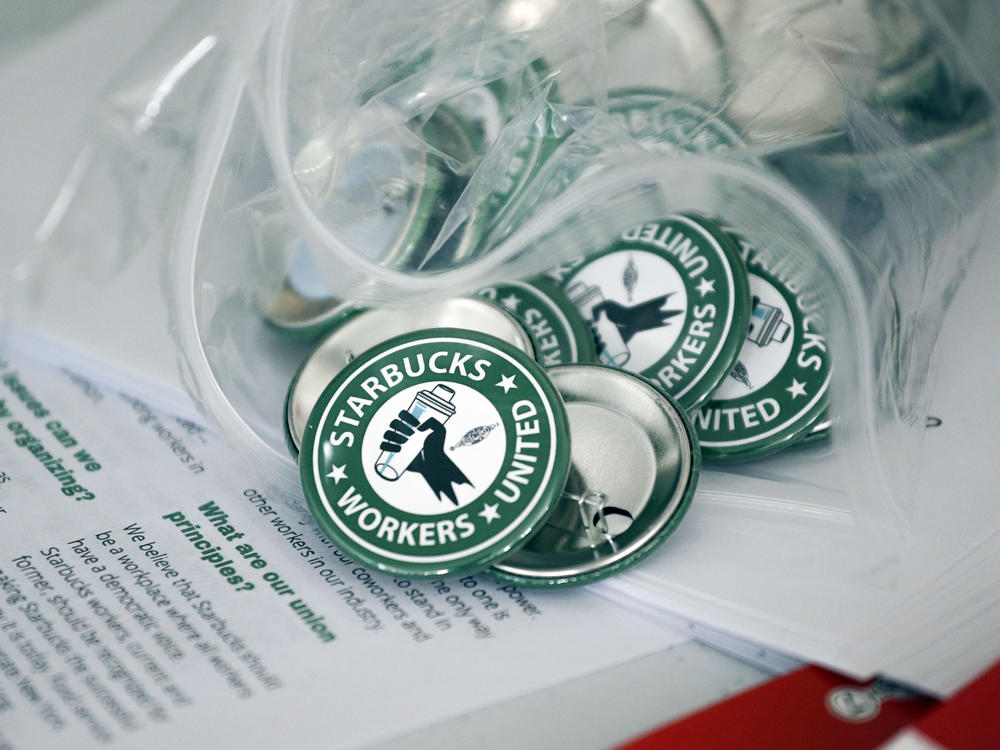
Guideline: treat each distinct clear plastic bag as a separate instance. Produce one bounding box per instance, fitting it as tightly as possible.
[8,0,999,673]
[183,0,997,524]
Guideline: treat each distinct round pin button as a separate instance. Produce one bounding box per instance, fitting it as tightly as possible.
[293,129,444,271]
[457,58,562,250]
[477,277,597,367]
[490,364,699,587]
[608,87,750,158]
[264,242,364,339]
[285,297,536,458]
[547,214,750,411]
[299,328,571,578]
[694,232,831,462]
[797,413,832,447]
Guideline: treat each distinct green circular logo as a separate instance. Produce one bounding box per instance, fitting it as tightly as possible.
[300,329,570,576]
[694,235,831,461]
[546,215,750,411]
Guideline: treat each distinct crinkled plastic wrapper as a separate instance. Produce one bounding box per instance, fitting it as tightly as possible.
[9,1,999,578]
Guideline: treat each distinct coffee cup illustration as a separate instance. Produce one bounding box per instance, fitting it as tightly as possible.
[746,296,791,348]
[375,384,457,481]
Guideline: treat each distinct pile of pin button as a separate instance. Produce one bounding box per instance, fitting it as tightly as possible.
[279,210,829,587]
[284,283,702,588]
[269,0,986,586]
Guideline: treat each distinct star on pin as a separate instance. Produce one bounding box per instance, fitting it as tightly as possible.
[786,379,807,399]
[478,503,501,524]
[496,374,518,394]
[500,293,521,312]
[696,277,716,297]
[326,464,348,484]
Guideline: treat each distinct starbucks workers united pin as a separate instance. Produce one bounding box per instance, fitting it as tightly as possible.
[548,215,750,411]
[299,329,570,577]
[694,233,831,461]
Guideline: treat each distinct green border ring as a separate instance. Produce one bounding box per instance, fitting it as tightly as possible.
[299,328,571,578]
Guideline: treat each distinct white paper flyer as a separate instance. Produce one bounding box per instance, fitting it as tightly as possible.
[0,348,686,750]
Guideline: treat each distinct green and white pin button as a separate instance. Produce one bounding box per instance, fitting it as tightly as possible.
[608,87,750,157]
[477,277,597,367]
[407,105,491,272]
[299,329,570,577]
[694,233,831,462]
[547,214,750,411]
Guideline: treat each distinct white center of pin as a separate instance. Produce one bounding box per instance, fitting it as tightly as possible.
[567,251,689,372]
[361,382,507,516]
[713,274,794,400]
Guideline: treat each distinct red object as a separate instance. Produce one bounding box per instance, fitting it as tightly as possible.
[879,659,1000,750]
[618,666,939,750]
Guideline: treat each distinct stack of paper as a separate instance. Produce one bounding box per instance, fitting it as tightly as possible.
[596,194,1000,696]
[0,345,699,748]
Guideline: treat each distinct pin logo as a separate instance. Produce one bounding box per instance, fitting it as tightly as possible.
[551,215,749,411]
[300,331,569,576]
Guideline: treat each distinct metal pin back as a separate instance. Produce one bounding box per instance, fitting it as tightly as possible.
[491,364,699,587]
